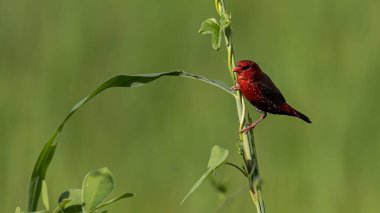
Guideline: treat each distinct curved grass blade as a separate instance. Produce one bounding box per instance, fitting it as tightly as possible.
[28,71,234,211]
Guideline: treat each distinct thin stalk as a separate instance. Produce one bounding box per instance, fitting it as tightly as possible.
[225,162,247,176]
[215,0,265,212]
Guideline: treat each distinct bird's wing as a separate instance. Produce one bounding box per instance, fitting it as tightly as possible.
[258,73,286,104]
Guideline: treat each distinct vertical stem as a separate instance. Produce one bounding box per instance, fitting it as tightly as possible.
[215,0,265,212]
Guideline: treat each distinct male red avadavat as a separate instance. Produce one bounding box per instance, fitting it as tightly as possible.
[232,60,311,132]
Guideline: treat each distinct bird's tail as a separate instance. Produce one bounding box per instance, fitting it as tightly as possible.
[293,109,312,123]
[279,103,312,124]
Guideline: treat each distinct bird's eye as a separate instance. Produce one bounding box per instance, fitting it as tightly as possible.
[242,65,251,71]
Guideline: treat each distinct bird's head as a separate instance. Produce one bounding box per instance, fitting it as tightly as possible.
[233,60,259,75]
[233,60,262,82]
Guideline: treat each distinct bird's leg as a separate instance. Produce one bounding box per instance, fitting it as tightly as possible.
[241,111,267,133]
[230,84,240,91]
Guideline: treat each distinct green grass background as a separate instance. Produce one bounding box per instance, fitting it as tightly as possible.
[1,0,379,212]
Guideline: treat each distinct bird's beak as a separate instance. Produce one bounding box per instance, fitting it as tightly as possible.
[233,67,242,72]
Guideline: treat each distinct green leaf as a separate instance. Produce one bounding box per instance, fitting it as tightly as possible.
[220,12,231,30]
[180,145,229,205]
[199,18,222,50]
[82,168,114,212]
[58,188,82,206]
[27,71,234,212]
[92,192,134,211]
[55,188,83,213]
[207,145,229,169]
[41,180,49,210]
[53,199,71,213]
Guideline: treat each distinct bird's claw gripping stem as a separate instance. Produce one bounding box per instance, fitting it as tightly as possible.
[241,123,257,133]
[230,84,240,91]
[240,112,267,133]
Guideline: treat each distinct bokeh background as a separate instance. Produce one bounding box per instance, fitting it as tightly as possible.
[1,0,379,212]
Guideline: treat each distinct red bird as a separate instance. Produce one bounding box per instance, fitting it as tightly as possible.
[232,60,311,132]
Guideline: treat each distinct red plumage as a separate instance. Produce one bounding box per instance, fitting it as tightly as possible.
[233,60,311,132]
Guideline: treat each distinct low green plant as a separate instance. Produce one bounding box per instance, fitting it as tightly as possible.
[17,167,133,213]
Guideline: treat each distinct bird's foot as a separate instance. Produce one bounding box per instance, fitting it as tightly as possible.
[240,123,257,133]
[230,85,240,91]
[240,112,267,133]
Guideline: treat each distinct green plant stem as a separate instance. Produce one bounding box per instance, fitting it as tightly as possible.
[215,0,265,212]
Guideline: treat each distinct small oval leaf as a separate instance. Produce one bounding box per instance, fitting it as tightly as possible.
[82,168,114,212]
[207,145,229,169]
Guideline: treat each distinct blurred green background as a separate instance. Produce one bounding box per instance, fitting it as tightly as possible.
[1,0,379,212]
